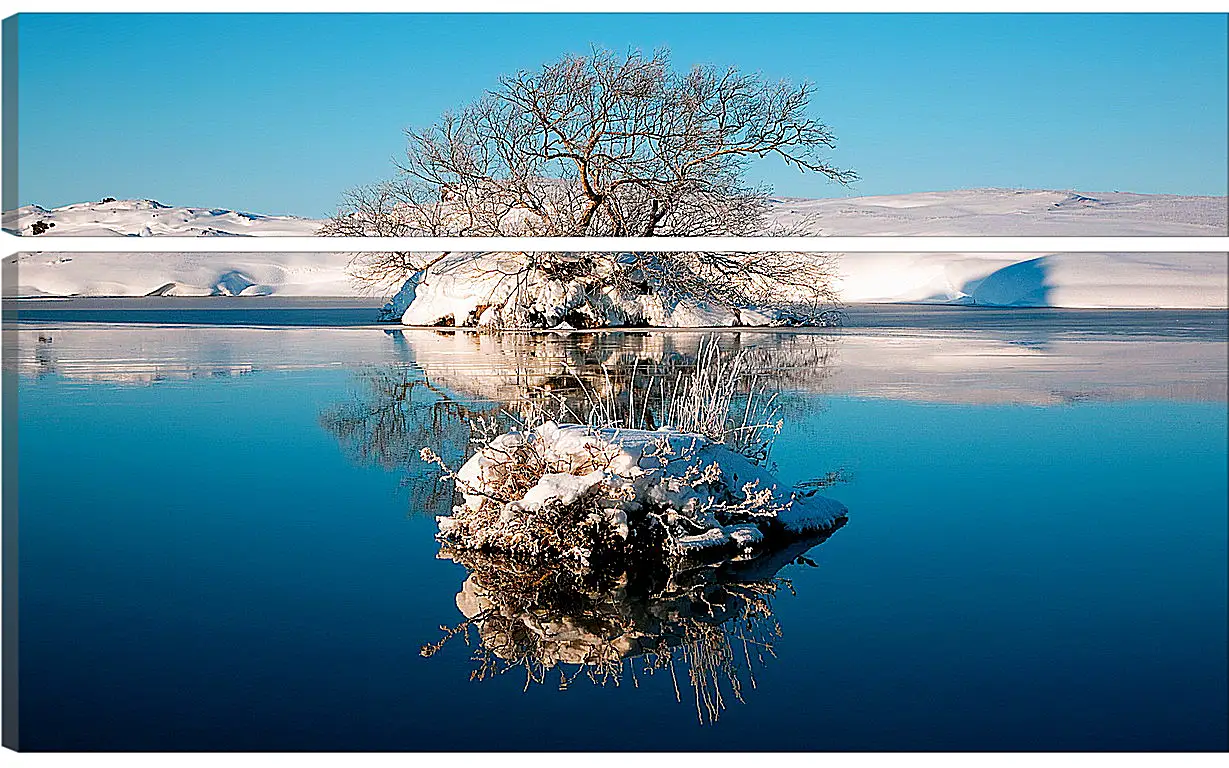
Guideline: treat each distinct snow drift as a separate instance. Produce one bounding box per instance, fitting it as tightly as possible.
[6,251,359,298]
[835,252,1228,308]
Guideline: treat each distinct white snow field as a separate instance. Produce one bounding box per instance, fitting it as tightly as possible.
[7,251,359,298]
[833,252,1228,308]
[5,192,1227,312]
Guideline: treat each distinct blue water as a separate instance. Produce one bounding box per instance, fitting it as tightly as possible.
[10,328,1228,751]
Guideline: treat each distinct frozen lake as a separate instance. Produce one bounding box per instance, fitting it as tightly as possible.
[6,306,1227,750]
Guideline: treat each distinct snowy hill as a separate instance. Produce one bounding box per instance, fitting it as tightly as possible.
[6,198,320,237]
[6,189,1226,238]
[769,189,1228,236]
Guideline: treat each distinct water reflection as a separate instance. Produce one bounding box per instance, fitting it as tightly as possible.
[366,335,852,724]
[317,333,840,516]
[424,528,842,724]
[8,321,1224,404]
[319,364,493,470]
[368,329,837,421]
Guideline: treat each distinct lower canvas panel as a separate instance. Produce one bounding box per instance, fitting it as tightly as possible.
[2,251,1227,751]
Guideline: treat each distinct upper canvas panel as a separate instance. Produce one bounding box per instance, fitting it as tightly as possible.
[4,13,1227,237]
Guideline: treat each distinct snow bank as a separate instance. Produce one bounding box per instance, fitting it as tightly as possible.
[835,252,1228,308]
[391,251,757,328]
[6,251,361,298]
[967,253,1228,308]
[435,421,847,566]
[390,250,1228,323]
[16,249,1220,309]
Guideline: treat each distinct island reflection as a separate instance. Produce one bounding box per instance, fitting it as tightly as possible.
[424,529,842,724]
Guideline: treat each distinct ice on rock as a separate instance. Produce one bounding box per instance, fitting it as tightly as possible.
[511,470,607,513]
[725,523,765,550]
[675,528,732,553]
[380,271,422,321]
[776,494,851,535]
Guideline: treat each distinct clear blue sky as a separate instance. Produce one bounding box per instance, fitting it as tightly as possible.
[14,12,1228,217]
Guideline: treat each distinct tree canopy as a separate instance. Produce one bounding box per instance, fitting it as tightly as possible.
[325,46,854,240]
[323,47,855,326]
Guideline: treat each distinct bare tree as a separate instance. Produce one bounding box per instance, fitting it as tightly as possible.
[323,47,855,323]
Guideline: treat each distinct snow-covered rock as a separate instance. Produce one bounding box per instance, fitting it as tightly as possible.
[435,421,847,565]
[397,252,524,326]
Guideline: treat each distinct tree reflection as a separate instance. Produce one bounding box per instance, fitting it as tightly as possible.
[319,362,499,516]
[318,330,840,497]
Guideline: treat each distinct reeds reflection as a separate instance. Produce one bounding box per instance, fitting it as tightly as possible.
[318,331,840,515]
[423,528,842,724]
